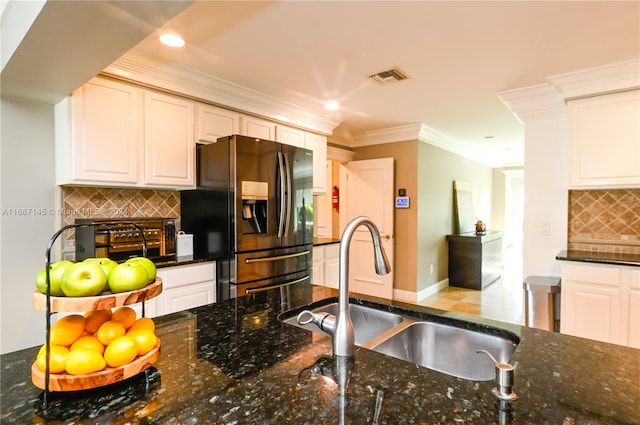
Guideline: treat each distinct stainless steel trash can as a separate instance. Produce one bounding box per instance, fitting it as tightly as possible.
[523,276,561,332]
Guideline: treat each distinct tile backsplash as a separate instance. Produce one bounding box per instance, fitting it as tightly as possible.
[61,186,180,226]
[60,186,181,255]
[568,189,640,254]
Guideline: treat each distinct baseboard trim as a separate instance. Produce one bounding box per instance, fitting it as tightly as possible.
[394,279,449,303]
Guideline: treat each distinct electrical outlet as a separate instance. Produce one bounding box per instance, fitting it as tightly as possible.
[430,264,434,275]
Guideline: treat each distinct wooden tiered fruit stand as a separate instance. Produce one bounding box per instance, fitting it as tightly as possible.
[34,223,163,409]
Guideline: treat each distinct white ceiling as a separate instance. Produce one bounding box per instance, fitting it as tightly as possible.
[3,1,639,168]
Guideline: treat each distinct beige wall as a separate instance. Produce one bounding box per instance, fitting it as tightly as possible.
[417,143,493,293]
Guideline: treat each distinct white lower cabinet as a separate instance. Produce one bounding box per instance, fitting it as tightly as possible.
[560,262,639,348]
[154,262,216,316]
[312,244,339,289]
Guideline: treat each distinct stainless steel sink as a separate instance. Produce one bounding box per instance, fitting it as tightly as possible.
[281,301,519,381]
[282,302,403,345]
[370,321,518,381]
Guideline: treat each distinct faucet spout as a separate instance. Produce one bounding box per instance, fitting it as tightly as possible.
[334,216,391,357]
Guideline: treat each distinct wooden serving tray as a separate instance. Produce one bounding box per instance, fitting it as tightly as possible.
[31,339,161,391]
[33,278,162,312]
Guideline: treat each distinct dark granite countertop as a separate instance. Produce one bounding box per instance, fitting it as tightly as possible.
[153,256,212,268]
[313,237,341,246]
[446,231,504,243]
[556,250,640,267]
[2,285,639,424]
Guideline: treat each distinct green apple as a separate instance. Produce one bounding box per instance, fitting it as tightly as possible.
[61,262,107,297]
[35,260,73,296]
[84,258,118,288]
[108,262,149,293]
[125,257,157,284]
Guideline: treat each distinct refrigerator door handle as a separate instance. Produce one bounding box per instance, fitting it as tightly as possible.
[244,275,310,295]
[283,152,292,237]
[244,250,310,264]
[277,151,286,238]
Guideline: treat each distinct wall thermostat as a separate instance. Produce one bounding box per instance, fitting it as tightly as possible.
[395,197,410,208]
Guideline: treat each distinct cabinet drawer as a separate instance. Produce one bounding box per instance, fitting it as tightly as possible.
[563,263,621,286]
[324,243,340,259]
[159,262,215,289]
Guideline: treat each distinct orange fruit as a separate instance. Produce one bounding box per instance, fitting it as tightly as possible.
[96,320,126,346]
[65,347,106,375]
[84,309,112,333]
[70,335,105,355]
[104,336,138,367]
[127,329,158,356]
[36,345,69,373]
[50,314,86,346]
[128,317,155,333]
[112,307,137,329]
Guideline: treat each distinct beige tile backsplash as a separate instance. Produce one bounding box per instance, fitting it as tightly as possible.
[568,189,640,254]
[60,186,181,256]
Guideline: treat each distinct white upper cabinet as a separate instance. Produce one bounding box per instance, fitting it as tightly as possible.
[275,125,305,148]
[56,77,195,189]
[276,124,328,194]
[55,77,143,185]
[240,115,276,140]
[305,132,328,194]
[195,103,239,144]
[143,91,194,188]
[569,90,640,188]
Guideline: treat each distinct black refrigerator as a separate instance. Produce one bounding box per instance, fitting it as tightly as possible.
[180,134,314,300]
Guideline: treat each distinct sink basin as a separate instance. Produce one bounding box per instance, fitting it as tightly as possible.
[281,300,519,381]
[282,302,403,345]
[370,321,518,381]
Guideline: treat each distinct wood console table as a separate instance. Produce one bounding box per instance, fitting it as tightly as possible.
[446,231,503,289]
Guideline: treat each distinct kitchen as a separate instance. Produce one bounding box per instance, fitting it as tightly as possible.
[1,1,639,423]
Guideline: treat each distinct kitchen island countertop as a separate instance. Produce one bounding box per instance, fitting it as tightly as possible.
[1,285,638,424]
[556,249,640,267]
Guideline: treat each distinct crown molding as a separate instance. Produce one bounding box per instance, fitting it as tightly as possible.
[350,123,422,147]
[498,83,567,122]
[102,52,340,135]
[547,58,640,100]
[327,145,355,163]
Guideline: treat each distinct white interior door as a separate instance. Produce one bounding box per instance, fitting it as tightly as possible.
[341,158,394,299]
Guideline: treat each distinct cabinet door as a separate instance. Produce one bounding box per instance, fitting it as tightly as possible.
[276,125,305,148]
[195,103,239,143]
[240,115,276,140]
[560,264,622,344]
[323,244,340,289]
[569,90,640,187]
[161,281,215,314]
[305,133,328,194]
[144,91,195,188]
[312,246,324,285]
[67,77,142,184]
[129,299,159,319]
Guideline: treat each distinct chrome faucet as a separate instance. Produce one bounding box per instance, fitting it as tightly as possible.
[297,216,391,357]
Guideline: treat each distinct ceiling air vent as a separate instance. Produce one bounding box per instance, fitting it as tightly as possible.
[369,67,409,85]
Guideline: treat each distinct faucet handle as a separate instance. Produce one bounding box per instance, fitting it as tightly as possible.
[296,311,336,335]
[476,350,518,402]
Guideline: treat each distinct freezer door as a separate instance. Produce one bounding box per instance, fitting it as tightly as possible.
[279,143,314,248]
[233,245,312,284]
[231,270,311,298]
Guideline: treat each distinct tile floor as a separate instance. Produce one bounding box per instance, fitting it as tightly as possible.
[416,245,525,326]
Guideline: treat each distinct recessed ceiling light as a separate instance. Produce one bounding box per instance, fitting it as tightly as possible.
[324,100,340,111]
[159,33,185,48]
